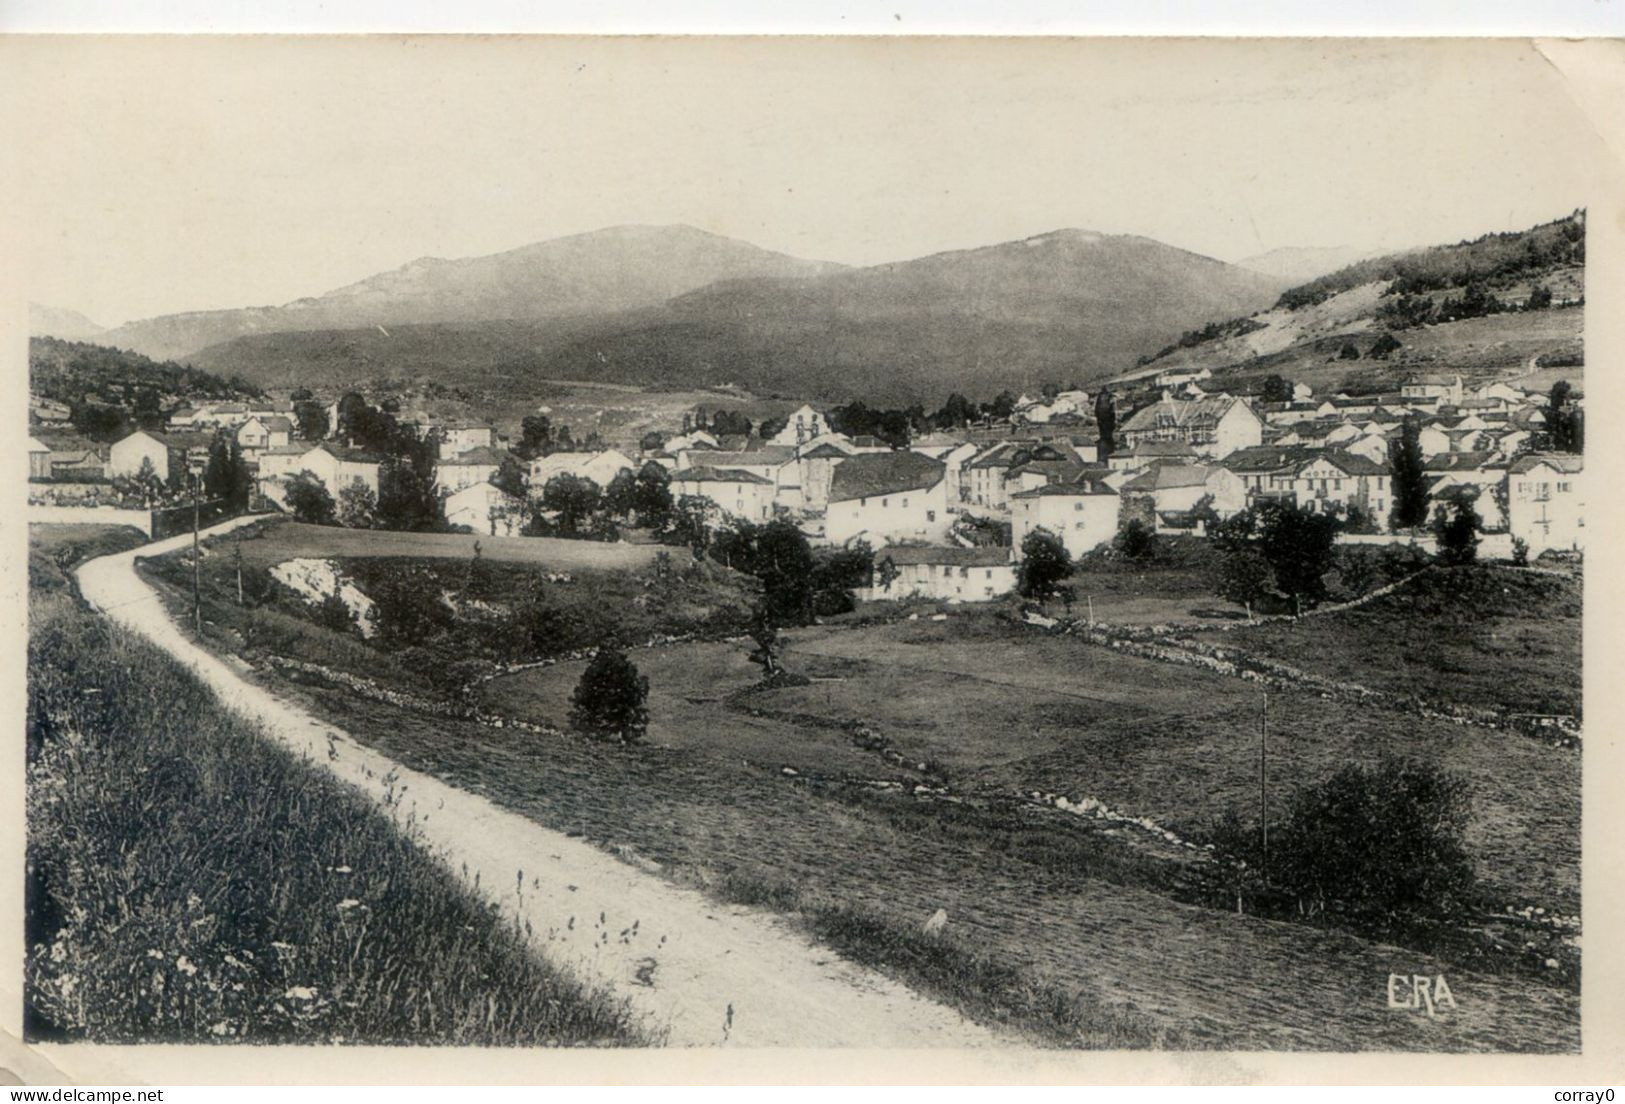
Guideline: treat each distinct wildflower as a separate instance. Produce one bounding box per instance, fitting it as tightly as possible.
[336,899,362,911]
[1545,958,1560,969]
[49,942,69,963]
[285,986,318,1000]
[210,1022,232,1036]
[146,949,166,961]
[176,956,198,976]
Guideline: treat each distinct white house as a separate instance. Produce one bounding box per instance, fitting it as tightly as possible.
[436,446,508,494]
[1402,373,1464,404]
[911,438,984,505]
[1119,463,1248,526]
[769,404,832,447]
[860,546,1016,603]
[1507,454,1584,553]
[1116,394,1262,459]
[445,481,525,536]
[257,442,383,502]
[28,437,52,480]
[108,430,174,480]
[1426,452,1508,531]
[237,415,293,453]
[796,442,854,510]
[670,466,777,522]
[1010,478,1120,560]
[825,452,951,547]
[529,449,636,494]
[438,423,497,460]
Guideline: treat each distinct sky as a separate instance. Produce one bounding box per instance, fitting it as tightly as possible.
[0,36,1609,327]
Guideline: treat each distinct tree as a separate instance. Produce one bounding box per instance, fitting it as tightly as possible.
[365,564,453,648]
[1260,375,1294,404]
[1367,333,1402,361]
[1543,381,1583,453]
[1215,547,1275,617]
[632,462,673,528]
[1388,418,1430,530]
[755,519,818,625]
[667,494,713,556]
[203,431,251,510]
[376,433,446,532]
[988,391,1018,422]
[604,469,639,519]
[639,430,666,453]
[1246,756,1476,922]
[541,474,602,537]
[335,392,370,443]
[337,480,379,529]
[1255,503,1340,610]
[810,541,874,616]
[710,409,753,437]
[1432,496,1480,566]
[570,645,649,742]
[875,554,901,594]
[1093,391,1117,457]
[1338,341,1361,360]
[1116,518,1157,561]
[515,414,554,460]
[293,400,330,441]
[491,453,529,501]
[284,471,336,525]
[314,592,355,634]
[1018,529,1072,600]
[931,392,976,429]
[132,456,163,506]
[1527,284,1553,310]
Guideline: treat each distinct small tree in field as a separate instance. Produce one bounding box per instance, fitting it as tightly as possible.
[570,645,650,743]
[1256,503,1339,612]
[1216,547,1275,618]
[1018,529,1072,601]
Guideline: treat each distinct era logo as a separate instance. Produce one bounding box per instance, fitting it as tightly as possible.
[1388,973,1457,1017]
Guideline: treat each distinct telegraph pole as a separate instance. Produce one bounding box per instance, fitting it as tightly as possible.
[1259,691,1269,877]
[192,471,202,635]
[234,529,244,606]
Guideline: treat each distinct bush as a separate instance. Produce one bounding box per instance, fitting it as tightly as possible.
[1432,498,1481,566]
[1115,519,1157,562]
[284,472,336,526]
[313,592,355,634]
[1227,756,1476,925]
[570,645,649,743]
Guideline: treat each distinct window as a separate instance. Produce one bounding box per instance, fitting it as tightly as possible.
[882,497,889,507]
[1558,482,1571,493]
[985,569,993,579]
[927,510,936,522]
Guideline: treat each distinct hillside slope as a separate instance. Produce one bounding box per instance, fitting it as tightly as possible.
[194,229,1288,406]
[97,225,846,362]
[1116,212,1585,397]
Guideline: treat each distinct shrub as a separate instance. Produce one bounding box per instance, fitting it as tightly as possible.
[1225,756,1476,924]
[1510,536,1530,567]
[1115,519,1157,562]
[313,592,355,634]
[1433,498,1481,567]
[570,645,649,743]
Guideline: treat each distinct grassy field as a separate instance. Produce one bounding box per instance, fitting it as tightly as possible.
[276,622,1578,1050]
[25,530,643,1046]
[1184,566,1583,719]
[134,528,1582,1050]
[493,610,1576,912]
[219,519,663,571]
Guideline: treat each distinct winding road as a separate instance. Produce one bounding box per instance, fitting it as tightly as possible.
[75,518,998,1048]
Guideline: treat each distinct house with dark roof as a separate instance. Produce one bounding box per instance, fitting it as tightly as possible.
[860,545,1016,603]
[826,452,949,547]
[670,465,778,522]
[1224,445,1392,524]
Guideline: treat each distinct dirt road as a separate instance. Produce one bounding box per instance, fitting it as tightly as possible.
[75,519,999,1048]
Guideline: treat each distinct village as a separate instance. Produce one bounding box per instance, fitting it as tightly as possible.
[26,360,1586,593]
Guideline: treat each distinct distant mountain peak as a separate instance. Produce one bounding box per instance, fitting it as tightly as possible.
[29,301,106,341]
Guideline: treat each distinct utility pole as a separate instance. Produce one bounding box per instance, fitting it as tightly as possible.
[191,471,202,635]
[1259,690,1269,878]
[234,529,244,606]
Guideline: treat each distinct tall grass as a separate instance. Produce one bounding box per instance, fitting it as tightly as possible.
[25,547,645,1046]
